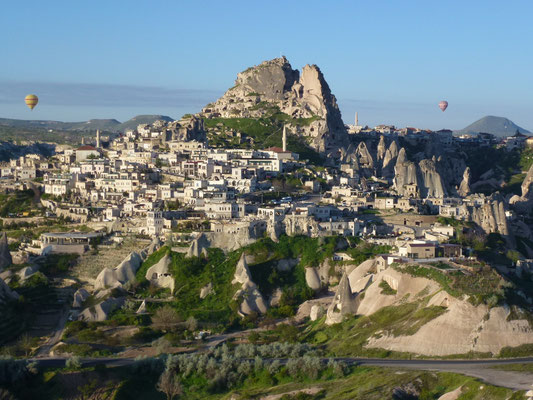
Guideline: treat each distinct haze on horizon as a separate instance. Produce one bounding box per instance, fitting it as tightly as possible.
[1,0,532,132]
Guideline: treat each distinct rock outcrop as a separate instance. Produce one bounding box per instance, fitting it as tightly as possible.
[393,149,447,198]
[305,267,322,291]
[145,253,174,292]
[0,233,12,270]
[199,57,349,154]
[458,167,471,197]
[136,300,148,314]
[510,162,533,211]
[232,253,267,316]
[167,115,206,142]
[186,233,210,258]
[382,140,399,178]
[17,266,38,281]
[200,282,213,299]
[469,196,509,236]
[0,277,18,304]
[377,135,386,163]
[94,251,143,290]
[79,297,125,322]
[325,272,358,325]
[72,288,90,308]
[355,142,374,176]
[418,159,446,198]
[146,238,162,256]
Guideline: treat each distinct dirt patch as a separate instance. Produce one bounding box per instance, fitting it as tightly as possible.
[118,346,193,358]
[70,238,149,284]
[259,386,323,400]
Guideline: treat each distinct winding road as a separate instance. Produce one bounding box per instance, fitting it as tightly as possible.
[30,356,533,391]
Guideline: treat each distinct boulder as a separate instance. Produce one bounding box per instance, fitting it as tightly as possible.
[305,267,321,291]
[0,270,13,282]
[12,251,29,265]
[310,304,325,321]
[72,288,90,308]
[200,282,213,299]
[269,288,283,307]
[0,233,12,270]
[136,300,148,314]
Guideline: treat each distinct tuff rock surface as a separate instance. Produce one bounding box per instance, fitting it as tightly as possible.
[199,57,349,154]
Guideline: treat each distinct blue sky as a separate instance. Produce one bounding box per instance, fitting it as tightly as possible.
[1,0,532,131]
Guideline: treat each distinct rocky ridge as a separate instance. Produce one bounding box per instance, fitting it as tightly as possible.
[198,57,349,154]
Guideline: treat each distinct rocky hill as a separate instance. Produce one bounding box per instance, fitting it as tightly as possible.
[115,115,173,132]
[456,116,530,137]
[197,57,349,155]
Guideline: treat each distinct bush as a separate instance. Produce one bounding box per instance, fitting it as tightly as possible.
[152,305,181,332]
[65,356,82,370]
[63,320,88,338]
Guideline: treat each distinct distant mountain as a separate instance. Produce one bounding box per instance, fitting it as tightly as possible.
[456,116,530,137]
[0,115,174,133]
[116,115,174,132]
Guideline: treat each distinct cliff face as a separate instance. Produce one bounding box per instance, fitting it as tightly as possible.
[392,148,447,198]
[469,196,509,236]
[167,116,206,142]
[199,57,349,153]
[458,167,471,197]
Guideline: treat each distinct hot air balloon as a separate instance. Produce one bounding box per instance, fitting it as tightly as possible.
[438,100,448,112]
[24,94,38,110]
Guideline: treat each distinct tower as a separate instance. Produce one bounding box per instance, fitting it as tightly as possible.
[96,129,101,148]
[355,112,358,127]
[282,125,287,152]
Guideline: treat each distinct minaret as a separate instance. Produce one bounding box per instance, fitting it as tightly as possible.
[96,129,101,148]
[355,112,358,127]
[282,125,287,152]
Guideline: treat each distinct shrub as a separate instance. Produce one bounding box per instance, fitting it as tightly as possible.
[65,356,82,370]
[152,305,181,332]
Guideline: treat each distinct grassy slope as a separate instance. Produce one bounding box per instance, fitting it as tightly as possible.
[304,301,447,358]
[203,104,324,164]
[9,365,526,400]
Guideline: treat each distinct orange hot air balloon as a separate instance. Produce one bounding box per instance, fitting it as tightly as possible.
[25,94,39,110]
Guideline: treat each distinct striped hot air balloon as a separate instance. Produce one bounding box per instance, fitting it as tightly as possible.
[25,94,38,110]
[438,100,448,112]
